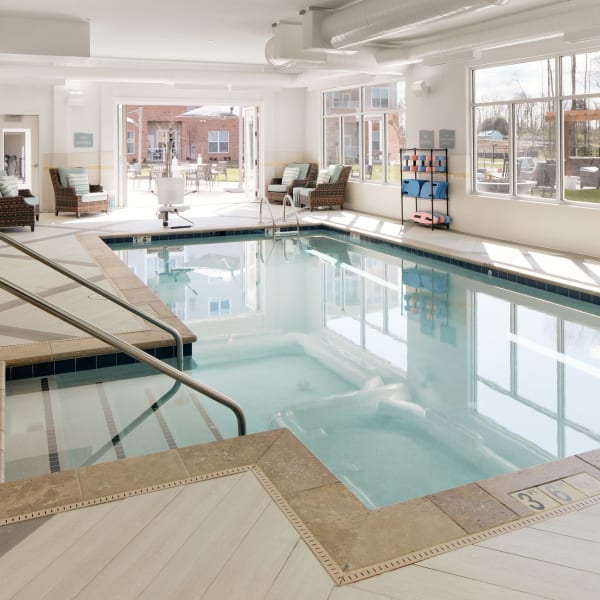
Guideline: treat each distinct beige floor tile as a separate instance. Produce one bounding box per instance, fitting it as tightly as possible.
[0,503,115,598]
[532,508,600,542]
[420,544,600,600]
[329,586,392,599]
[12,487,181,600]
[478,526,600,574]
[137,471,271,599]
[352,564,544,600]
[265,540,335,600]
[202,502,300,599]
[76,476,243,599]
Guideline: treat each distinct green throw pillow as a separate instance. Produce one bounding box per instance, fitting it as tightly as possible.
[0,175,19,197]
[67,172,90,195]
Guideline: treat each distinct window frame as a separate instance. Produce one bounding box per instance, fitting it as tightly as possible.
[322,81,405,185]
[208,130,229,154]
[472,51,600,205]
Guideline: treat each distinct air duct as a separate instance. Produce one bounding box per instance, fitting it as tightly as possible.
[316,0,510,49]
[265,22,327,69]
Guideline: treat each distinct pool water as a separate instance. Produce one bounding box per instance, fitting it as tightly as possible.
[5,231,600,508]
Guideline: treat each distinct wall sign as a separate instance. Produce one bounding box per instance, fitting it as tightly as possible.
[418,129,434,148]
[74,132,93,148]
[439,129,456,149]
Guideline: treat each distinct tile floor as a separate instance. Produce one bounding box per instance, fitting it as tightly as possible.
[2,189,600,598]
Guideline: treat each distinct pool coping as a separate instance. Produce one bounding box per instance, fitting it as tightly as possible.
[1,232,196,380]
[1,429,600,585]
[3,222,600,583]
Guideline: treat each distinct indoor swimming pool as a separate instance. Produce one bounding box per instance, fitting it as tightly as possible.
[5,230,600,508]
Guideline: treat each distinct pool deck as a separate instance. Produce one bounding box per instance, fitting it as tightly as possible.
[2,191,600,598]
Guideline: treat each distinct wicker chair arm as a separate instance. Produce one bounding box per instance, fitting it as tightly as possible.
[0,196,35,214]
[90,184,104,192]
[269,177,283,185]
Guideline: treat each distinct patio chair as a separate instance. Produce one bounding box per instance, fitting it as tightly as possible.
[50,167,109,217]
[297,165,351,211]
[0,175,36,231]
[266,162,317,204]
[530,160,556,198]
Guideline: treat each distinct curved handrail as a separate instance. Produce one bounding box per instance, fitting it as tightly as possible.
[282,193,301,233]
[0,276,246,436]
[259,196,276,237]
[0,232,185,370]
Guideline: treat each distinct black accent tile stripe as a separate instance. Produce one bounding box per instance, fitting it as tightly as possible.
[144,389,177,450]
[97,382,126,460]
[190,393,223,441]
[6,344,192,382]
[40,378,60,473]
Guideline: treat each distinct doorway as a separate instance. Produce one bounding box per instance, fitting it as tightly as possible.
[1,115,39,196]
[117,104,260,207]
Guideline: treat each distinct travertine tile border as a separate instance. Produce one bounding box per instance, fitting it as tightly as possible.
[1,429,600,585]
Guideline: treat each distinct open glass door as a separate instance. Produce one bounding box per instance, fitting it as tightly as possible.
[2,115,39,196]
[243,106,259,200]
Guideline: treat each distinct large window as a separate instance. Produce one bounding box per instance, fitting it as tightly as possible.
[473,51,600,204]
[208,130,229,154]
[323,82,405,184]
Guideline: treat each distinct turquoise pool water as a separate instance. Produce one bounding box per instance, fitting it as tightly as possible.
[6,231,600,508]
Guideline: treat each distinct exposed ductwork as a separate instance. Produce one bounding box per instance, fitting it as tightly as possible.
[266,0,512,72]
[316,0,511,49]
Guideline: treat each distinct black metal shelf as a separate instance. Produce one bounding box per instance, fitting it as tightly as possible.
[400,148,449,230]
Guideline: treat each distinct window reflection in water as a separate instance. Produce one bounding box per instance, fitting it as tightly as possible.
[116,241,259,321]
[475,292,600,459]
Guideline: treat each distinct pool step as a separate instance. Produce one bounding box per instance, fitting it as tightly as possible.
[3,371,224,483]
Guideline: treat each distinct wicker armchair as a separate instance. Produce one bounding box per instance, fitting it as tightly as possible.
[0,190,36,231]
[266,162,317,204]
[301,165,351,211]
[50,168,109,217]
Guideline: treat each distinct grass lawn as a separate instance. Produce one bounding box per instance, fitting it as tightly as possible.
[565,188,600,203]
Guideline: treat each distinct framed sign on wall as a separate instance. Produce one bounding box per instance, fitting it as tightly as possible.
[74,132,93,148]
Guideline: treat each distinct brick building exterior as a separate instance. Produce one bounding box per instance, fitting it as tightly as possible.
[125,105,240,165]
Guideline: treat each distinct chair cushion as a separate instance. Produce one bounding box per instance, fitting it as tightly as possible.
[288,163,310,180]
[267,184,289,193]
[80,192,108,203]
[58,167,87,187]
[327,164,344,183]
[299,187,314,197]
[316,169,331,185]
[24,196,39,207]
[0,175,19,197]
[67,172,91,195]
[281,166,300,186]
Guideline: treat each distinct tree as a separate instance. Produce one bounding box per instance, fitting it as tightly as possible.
[477,117,509,136]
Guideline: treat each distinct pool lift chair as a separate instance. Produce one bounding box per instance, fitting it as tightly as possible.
[156,176,193,228]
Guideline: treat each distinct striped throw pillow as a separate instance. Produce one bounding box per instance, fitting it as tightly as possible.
[67,172,90,195]
[0,175,19,197]
[316,169,330,185]
[281,166,300,186]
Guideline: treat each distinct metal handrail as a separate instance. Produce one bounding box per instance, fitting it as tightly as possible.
[258,196,276,236]
[0,276,246,436]
[0,232,185,370]
[282,193,301,234]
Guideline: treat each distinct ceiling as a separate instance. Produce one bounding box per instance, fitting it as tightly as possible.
[0,0,595,86]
